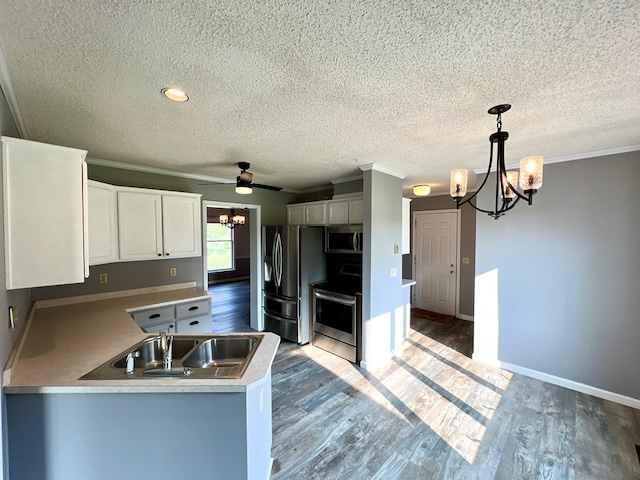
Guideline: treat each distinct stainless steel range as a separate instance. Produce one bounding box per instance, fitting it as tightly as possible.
[311,258,362,363]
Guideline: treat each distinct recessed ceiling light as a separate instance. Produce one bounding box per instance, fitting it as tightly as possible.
[161,87,189,102]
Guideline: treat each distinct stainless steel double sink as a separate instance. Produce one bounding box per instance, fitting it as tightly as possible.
[80,334,262,380]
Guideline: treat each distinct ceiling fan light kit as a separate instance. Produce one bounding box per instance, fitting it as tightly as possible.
[450,104,543,219]
[234,162,282,194]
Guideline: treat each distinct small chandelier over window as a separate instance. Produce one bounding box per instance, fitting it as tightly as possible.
[219,209,245,229]
[450,104,543,219]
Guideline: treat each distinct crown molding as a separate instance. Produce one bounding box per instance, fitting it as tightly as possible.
[359,163,406,179]
[0,38,27,139]
[330,174,362,185]
[474,144,640,174]
[86,157,233,184]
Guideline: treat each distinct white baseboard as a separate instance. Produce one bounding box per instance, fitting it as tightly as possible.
[456,313,474,322]
[472,354,640,410]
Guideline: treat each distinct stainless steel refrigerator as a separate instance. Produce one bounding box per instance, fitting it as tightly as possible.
[262,225,326,344]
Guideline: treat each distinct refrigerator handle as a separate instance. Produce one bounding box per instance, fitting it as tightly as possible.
[274,232,283,288]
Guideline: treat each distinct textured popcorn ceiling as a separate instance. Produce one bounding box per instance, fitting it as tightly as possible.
[0,0,638,194]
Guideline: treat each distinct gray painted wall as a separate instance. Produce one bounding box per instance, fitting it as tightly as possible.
[404,195,476,317]
[361,168,404,367]
[0,88,31,480]
[7,383,272,480]
[473,150,640,401]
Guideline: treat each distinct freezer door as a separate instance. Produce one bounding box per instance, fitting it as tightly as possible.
[263,291,298,320]
[263,309,302,344]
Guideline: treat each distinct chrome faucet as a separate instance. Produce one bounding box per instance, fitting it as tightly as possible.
[160,331,174,370]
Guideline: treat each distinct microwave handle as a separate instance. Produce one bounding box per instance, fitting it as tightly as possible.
[353,232,358,252]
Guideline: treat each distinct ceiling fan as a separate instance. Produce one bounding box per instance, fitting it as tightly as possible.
[234,162,282,194]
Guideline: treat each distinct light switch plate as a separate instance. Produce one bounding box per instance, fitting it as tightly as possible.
[390,267,398,277]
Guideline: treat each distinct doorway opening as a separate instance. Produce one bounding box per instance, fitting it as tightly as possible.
[202,201,262,331]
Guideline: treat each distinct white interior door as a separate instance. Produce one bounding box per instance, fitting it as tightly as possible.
[414,211,458,315]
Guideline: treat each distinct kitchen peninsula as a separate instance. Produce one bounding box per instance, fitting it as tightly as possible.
[4,283,280,480]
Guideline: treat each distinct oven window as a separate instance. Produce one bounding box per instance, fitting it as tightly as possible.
[316,297,354,335]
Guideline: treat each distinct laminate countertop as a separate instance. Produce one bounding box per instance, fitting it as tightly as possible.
[3,283,280,394]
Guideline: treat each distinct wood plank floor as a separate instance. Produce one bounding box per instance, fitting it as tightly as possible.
[208,280,253,333]
[269,317,640,479]
[206,283,640,478]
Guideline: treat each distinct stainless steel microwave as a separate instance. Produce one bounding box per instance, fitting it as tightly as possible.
[325,226,363,253]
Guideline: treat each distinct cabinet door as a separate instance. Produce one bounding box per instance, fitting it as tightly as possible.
[348,199,364,224]
[2,137,88,289]
[117,190,163,260]
[327,201,349,225]
[88,181,118,265]
[162,194,202,258]
[287,205,305,225]
[305,203,326,225]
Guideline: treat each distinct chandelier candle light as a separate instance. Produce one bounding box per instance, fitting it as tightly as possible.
[220,209,246,229]
[450,104,543,219]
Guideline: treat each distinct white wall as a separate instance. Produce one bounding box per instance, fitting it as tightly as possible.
[474,151,640,405]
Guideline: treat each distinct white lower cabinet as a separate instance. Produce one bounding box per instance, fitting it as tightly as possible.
[130,298,212,334]
[176,315,211,333]
[143,322,176,334]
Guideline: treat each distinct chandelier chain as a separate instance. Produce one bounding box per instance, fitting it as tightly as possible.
[496,113,502,132]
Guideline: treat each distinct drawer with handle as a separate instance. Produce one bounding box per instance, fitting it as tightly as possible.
[176,315,212,334]
[176,299,211,319]
[131,306,175,328]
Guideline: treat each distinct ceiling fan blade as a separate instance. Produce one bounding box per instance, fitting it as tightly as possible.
[251,183,283,191]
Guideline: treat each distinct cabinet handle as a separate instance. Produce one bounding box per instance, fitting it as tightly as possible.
[188,306,198,311]
[149,313,161,319]
[157,253,162,257]
[165,253,170,256]
[189,320,199,326]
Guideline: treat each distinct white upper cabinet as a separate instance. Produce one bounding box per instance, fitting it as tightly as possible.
[327,201,349,224]
[88,181,118,265]
[161,193,202,258]
[2,136,88,289]
[305,202,327,225]
[118,187,201,261]
[289,197,363,226]
[118,189,163,261]
[287,204,305,225]
[348,199,363,224]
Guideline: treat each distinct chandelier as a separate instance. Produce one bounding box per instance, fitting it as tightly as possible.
[219,209,246,229]
[450,104,543,219]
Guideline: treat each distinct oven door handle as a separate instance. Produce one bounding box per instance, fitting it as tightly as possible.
[314,291,356,306]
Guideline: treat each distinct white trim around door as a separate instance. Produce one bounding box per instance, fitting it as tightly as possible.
[202,200,263,331]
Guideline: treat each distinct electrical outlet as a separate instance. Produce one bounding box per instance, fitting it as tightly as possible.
[394,244,399,254]
[462,257,470,264]
[170,267,177,277]
[99,273,108,284]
